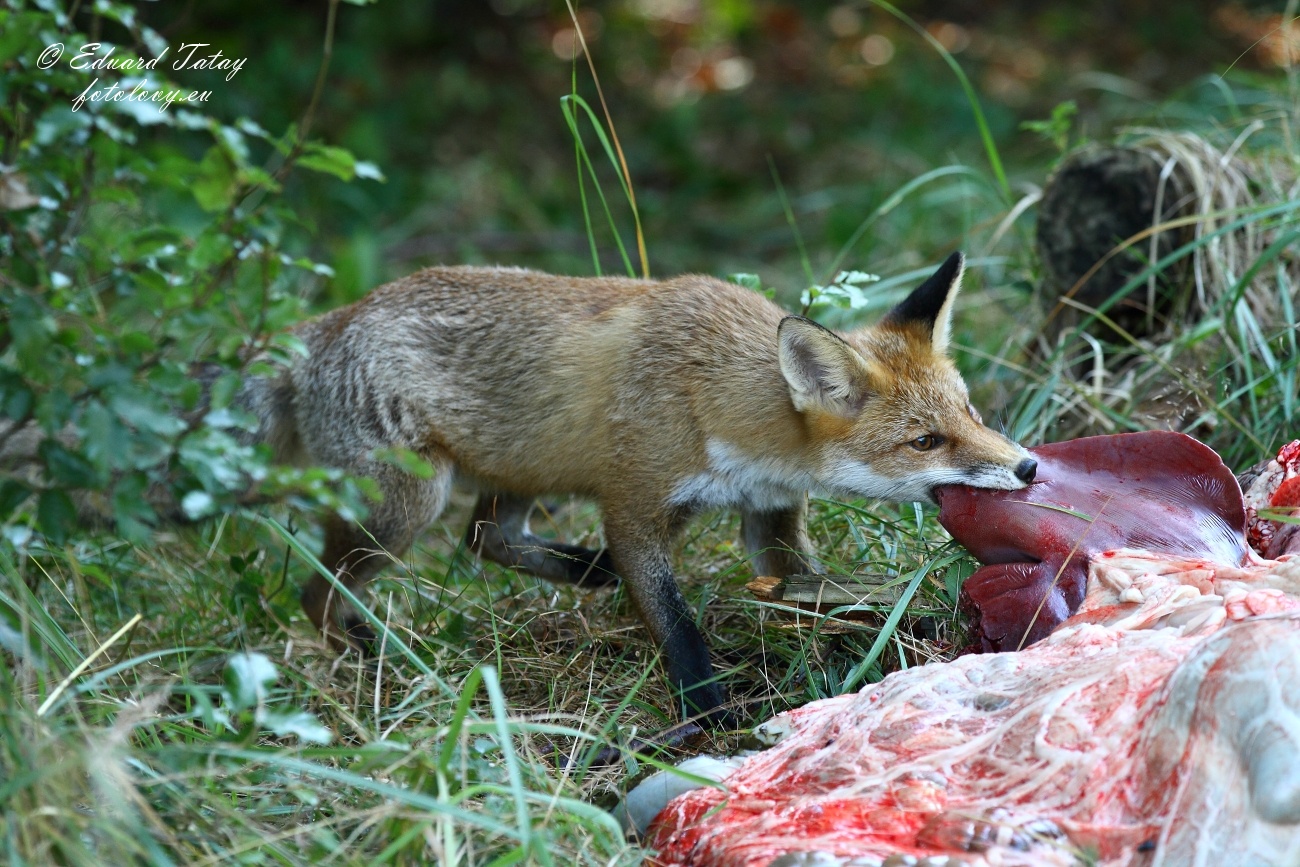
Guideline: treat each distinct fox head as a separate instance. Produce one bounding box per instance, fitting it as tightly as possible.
[778,252,1036,504]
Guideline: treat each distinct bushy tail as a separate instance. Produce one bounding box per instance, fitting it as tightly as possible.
[194,361,301,462]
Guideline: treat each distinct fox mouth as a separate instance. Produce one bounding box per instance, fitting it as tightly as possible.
[930,483,980,507]
[931,479,1027,506]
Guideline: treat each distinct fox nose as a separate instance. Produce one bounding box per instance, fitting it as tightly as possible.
[1015,458,1038,484]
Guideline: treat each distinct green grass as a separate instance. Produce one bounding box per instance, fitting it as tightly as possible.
[3,17,1299,867]
[998,133,1300,467]
[1,484,967,864]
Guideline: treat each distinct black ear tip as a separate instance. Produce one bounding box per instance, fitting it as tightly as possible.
[884,253,966,328]
[939,250,965,278]
[919,250,965,298]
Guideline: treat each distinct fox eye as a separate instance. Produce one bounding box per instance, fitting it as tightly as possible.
[910,434,943,451]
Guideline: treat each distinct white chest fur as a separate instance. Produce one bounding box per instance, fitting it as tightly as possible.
[668,439,812,512]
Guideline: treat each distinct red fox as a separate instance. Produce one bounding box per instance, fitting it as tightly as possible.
[241,251,1035,721]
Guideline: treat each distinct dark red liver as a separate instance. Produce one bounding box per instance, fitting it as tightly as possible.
[935,431,1248,652]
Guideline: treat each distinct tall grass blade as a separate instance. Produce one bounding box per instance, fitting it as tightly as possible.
[826,165,985,282]
[564,0,649,277]
[841,551,959,692]
[561,94,637,277]
[866,0,1011,202]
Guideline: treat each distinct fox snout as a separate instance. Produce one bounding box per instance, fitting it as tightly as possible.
[926,434,1038,502]
[1015,458,1037,484]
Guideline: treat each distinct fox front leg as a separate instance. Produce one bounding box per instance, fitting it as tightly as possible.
[603,512,731,726]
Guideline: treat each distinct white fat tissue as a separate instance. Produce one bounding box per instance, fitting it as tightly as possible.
[646,553,1300,866]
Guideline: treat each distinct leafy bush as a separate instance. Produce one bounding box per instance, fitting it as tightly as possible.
[0,0,373,545]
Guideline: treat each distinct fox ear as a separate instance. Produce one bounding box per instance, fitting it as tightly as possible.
[778,316,876,416]
[881,251,964,353]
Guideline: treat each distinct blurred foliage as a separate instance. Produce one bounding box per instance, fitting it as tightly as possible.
[131,0,1296,297]
[0,0,373,544]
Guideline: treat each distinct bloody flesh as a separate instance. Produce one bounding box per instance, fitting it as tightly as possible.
[1244,438,1300,559]
[647,435,1300,867]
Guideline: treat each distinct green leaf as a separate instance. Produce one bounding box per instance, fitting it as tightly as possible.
[0,480,32,518]
[209,371,241,410]
[259,710,333,744]
[36,489,76,543]
[38,439,99,487]
[181,490,216,520]
[108,391,186,437]
[215,123,251,165]
[727,273,762,291]
[270,333,310,357]
[35,390,74,431]
[189,230,234,270]
[297,144,358,181]
[224,652,278,712]
[8,294,56,372]
[120,331,157,354]
[1020,100,1078,152]
[0,371,34,420]
[110,474,156,542]
[192,145,238,212]
[82,401,130,475]
[33,105,93,149]
[0,12,45,66]
[836,270,880,286]
[235,117,271,139]
[92,1,140,30]
[353,160,385,181]
[288,255,335,277]
[138,23,168,58]
[371,446,435,479]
